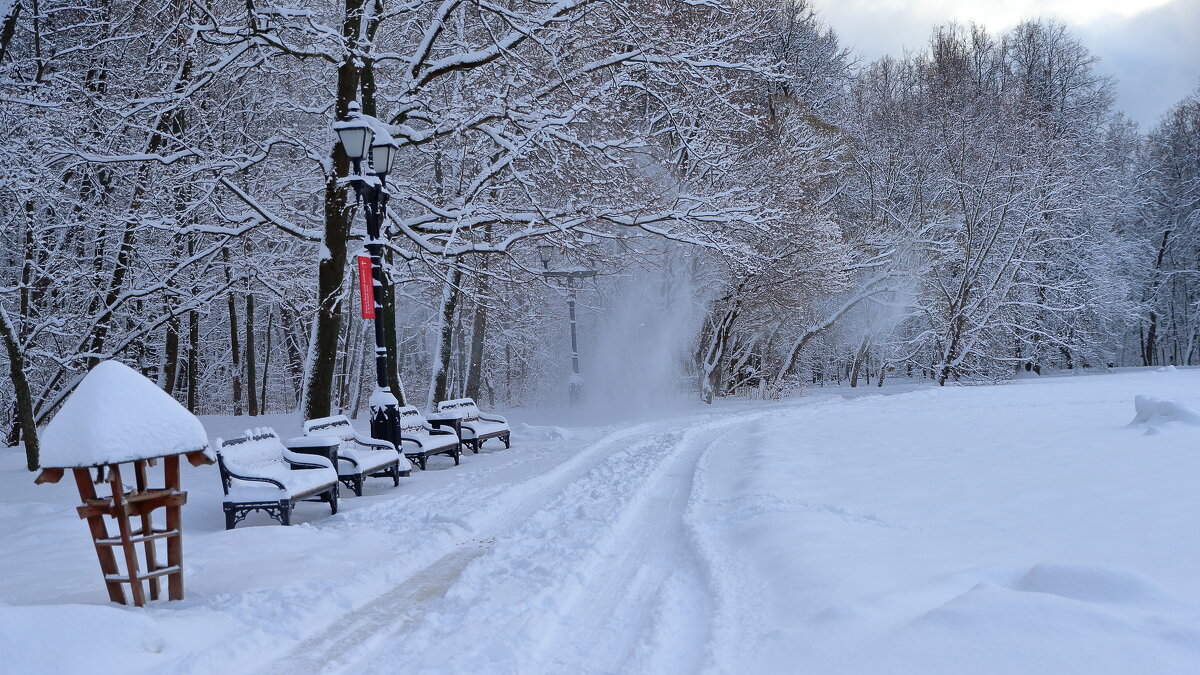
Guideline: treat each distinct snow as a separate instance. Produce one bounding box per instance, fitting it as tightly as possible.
[1128,394,1200,430]
[367,389,398,411]
[38,361,209,468]
[3,367,1200,673]
[218,429,337,500]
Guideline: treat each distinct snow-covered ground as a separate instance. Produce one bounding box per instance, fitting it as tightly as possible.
[3,368,1200,674]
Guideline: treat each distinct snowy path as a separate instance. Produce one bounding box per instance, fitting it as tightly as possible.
[262,411,770,674]
[5,368,1200,674]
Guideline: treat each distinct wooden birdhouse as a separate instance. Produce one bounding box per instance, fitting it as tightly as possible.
[34,360,213,607]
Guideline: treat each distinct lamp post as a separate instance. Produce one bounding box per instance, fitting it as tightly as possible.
[539,246,596,405]
[333,101,401,447]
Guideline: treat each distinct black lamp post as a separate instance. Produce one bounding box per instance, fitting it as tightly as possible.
[539,246,596,405]
[333,101,402,447]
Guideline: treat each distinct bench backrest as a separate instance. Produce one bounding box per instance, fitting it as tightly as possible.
[215,428,286,491]
[304,415,355,441]
[397,406,430,436]
[436,398,481,420]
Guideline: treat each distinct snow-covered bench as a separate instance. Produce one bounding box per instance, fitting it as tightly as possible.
[303,415,411,496]
[428,398,510,454]
[397,405,462,470]
[216,428,339,529]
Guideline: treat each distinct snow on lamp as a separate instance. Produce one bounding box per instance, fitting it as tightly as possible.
[333,101,372,162]
[34,360,214,607]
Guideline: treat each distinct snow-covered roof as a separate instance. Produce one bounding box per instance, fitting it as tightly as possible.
[39,361,209,468]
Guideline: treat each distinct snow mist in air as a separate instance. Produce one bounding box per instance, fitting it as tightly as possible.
[583,250,709,421]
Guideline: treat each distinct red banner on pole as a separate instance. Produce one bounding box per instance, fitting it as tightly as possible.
[357,256,375,319]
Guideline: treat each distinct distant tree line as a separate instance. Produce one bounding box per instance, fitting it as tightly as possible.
[1,1,1197,468]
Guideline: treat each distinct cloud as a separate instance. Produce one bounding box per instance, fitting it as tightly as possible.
[811,0,1199,127]
[1074,0,1200,127]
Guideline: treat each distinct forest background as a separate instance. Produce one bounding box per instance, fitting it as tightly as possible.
[1,0,1197,469]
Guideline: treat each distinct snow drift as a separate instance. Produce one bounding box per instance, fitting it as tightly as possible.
[1127,394,1200,430]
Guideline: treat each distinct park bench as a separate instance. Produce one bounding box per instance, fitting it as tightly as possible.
[428,398,511,454]
[303,415,411,496]
[397,405,462,470]
[215,428,339,529]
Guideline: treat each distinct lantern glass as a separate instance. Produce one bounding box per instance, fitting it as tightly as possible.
[370,141,397,177]
[538,245,554,265]
[336,123,371,161]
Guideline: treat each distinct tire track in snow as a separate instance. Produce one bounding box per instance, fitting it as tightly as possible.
[525,417,765,674]
[257,419,697,675]
[261,408,774,674]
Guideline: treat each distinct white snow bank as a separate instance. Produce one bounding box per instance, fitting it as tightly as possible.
[510,422,571,442]
[1127,394,1200,430]
[1012,562,1170,606]
[0,605,170,672]
[39,361,209,468]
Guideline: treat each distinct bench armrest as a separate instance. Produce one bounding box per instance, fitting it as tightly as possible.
[348,433,396,452]
[428,418,462,436]
[477,412,507,425]
[217,454,286,492]
[283,447,334,470]
[399,434,425,449]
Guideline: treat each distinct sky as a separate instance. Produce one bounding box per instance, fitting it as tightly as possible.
[810,0,1200,128]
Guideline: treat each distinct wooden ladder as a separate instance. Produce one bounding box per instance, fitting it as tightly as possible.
[72,457,187,606]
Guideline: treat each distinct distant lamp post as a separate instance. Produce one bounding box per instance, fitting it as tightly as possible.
[333,101,401,448]
[538,247,596,405]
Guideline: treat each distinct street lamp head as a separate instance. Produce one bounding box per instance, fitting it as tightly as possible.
[333,102,372,162]
[538,245,554,266]
[370,137,399,178]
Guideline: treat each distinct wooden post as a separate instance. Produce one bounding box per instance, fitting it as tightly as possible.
[164,454,184,601]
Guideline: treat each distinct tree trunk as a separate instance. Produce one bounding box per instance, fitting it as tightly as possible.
[349,322,370,418]
[429,265,462,407]
[163,313,180,396]
[1143,312,1158,367]
[227,289,242,415]
[187,308,200,413]
[0,1,20,66]
[465,276,489,401]
[0,308,39,471]
[454,318,467,399]
[849,338,869,388]
[280,305,306,409]
[338,300,357,411]
[465,300,489,401]
[260,307,273,415]
[304,0,364,421]
[245,291,258,416]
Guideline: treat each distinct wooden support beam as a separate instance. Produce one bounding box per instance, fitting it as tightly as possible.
[164,455,184,601]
